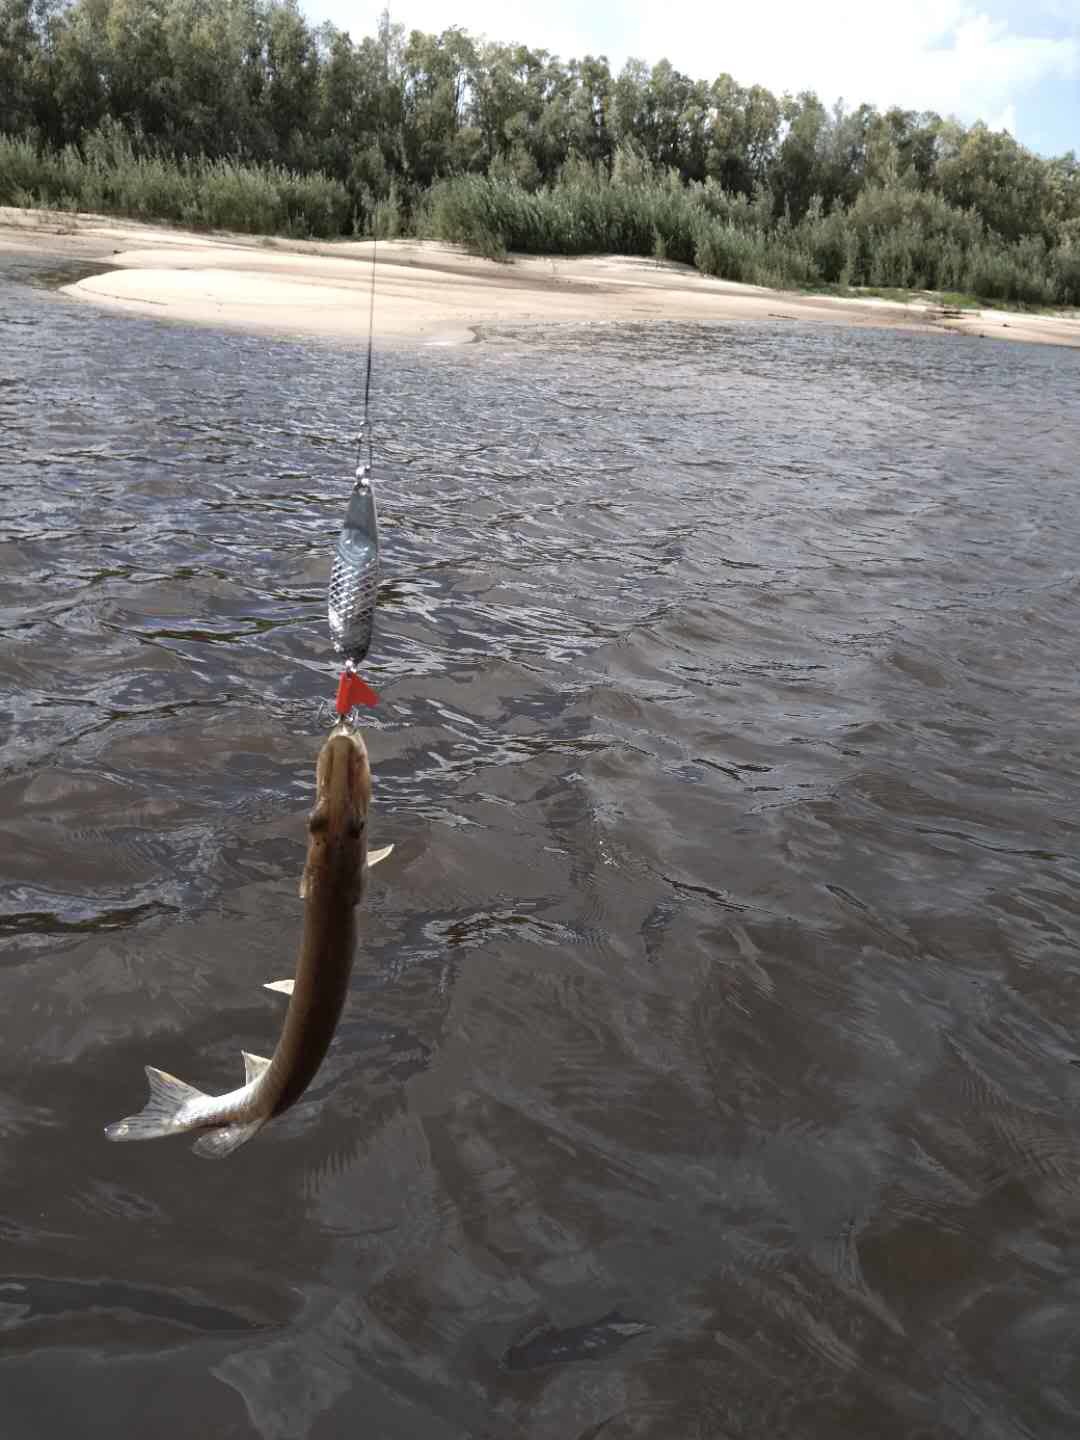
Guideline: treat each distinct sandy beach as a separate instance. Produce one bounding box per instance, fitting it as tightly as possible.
[4,205,1079,349]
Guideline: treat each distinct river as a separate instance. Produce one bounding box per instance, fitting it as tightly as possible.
[3,246,1080,1438]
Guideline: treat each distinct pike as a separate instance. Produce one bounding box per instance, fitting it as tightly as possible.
[104,724,390,1159]
[105,231,388,1160]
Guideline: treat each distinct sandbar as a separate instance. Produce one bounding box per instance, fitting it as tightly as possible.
[3,205,1078,350]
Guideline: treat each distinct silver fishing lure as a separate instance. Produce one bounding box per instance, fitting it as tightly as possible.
[327,452,380,664]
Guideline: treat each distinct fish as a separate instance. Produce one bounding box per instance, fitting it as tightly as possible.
[263,840,391,996]
[104,723,387,1159]
[327,469,379,665]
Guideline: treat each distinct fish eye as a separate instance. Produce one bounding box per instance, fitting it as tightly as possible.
[346,818,366,840]
[309,811,329,835]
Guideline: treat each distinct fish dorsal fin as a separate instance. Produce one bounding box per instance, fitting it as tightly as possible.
[242,1051,272,1085]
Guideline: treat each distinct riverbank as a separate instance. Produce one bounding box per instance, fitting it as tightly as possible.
[4,206,1079,349]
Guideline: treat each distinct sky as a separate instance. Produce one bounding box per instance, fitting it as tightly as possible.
[301,0,1079,157]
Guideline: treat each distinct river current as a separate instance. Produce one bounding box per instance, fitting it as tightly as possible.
[3,248,1080,1438]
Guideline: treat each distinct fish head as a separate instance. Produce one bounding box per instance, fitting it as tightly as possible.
[306,727,372,899]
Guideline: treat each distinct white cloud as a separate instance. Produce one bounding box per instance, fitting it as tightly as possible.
[989,101,1019,134]
[629,2,1077,126]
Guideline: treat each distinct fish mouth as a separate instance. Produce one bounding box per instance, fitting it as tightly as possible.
[318,726,371,817]
[328,720,368,750]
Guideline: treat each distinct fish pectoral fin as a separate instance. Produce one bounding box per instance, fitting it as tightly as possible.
[298,844,390,900]
[191,1119,265,1160]
[242,1051,273,1085]
[104,1066,207,1143]
[264,978,294,996]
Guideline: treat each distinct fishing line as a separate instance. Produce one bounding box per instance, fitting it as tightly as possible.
[354,228,377,480]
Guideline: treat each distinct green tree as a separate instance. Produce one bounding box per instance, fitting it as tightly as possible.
[400,26,479,186]
[0,0,40,134]
[565,55,612,169]
[263,0,319,166]
[773,89,828,220]
[706,77,780,195]
[936,120,1057,242]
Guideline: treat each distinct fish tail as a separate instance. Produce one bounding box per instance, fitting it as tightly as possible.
[104,1065,207,1142]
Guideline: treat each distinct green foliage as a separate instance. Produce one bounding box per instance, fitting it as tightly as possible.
[372,177,403,238]
[0,124,351,236]
[1,0,1078,305]
[422,163,1080,306]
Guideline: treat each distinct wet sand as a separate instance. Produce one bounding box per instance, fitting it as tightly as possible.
[3,205,1078,348]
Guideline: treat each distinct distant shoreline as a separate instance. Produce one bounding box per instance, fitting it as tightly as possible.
[4,207,1079,351]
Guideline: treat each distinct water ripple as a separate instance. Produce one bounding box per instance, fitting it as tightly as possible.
[2,260,1080,1438]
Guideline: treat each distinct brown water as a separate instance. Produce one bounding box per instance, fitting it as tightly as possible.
[4,253,1080,1439]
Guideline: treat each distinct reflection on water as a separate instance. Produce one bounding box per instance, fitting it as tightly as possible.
[3,252,1080,1438]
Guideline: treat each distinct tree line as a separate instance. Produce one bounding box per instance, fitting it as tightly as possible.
[2,0,1079,304]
